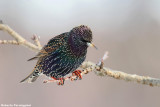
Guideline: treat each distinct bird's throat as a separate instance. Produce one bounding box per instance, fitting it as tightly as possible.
[68,35,87,57]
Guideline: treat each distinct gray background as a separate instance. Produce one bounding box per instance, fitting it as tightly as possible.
[0,0,160,107]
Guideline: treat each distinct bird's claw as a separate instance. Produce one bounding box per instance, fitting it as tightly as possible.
[71,70,82,81]
[57,78,65,85]
[43,77,65,85]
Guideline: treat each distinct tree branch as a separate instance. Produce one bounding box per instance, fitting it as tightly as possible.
[0,40,19,45]
[0,23,41,52]
[81,61,160,87]
[1,22,160,87]
[31,34,42,48]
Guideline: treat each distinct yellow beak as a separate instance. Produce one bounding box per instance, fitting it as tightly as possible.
[87,42,98,50]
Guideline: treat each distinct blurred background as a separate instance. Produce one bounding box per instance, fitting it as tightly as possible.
[0,0,160,107]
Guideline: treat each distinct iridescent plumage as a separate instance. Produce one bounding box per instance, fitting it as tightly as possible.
[20,25,93,83]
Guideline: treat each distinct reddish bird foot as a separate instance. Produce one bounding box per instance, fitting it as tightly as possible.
[43,77,65,85]
[57,78,65,85]
[71,70,82,81]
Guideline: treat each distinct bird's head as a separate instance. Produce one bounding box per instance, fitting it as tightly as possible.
[70,25,97,49]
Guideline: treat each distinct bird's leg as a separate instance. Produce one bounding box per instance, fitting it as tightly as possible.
[57,78,65,85]
[72,70,82,80]
[43,77,65,85]
[43,70,83,84]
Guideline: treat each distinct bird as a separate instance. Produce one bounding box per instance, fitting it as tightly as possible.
[20,25,97,85]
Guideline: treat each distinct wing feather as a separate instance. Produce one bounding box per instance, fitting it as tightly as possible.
[28,33,67,61]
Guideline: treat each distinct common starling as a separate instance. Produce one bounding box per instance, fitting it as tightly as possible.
[20,25,96,85]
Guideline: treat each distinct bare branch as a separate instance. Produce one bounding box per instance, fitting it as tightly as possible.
[31,34,41,48]
[81,61,160,87]
[0,23,41,52]
[0,40,19,45]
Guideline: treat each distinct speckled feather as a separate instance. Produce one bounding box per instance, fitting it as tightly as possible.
[20,25,92,83]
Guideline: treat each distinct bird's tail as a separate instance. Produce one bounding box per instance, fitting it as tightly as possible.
[20,65,41,83]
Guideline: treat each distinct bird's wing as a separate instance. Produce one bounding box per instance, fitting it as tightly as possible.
[28,33,67,61]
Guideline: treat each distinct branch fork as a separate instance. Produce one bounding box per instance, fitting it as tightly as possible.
[0,23,41,52]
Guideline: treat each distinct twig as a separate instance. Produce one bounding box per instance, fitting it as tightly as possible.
[31,34,41,48]
[1,22,160,87]
[81,61,160,87]
[0,40,19,45]
[0,23,41,52]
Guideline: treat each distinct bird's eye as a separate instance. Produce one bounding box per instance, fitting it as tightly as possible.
[81,39,88,43]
